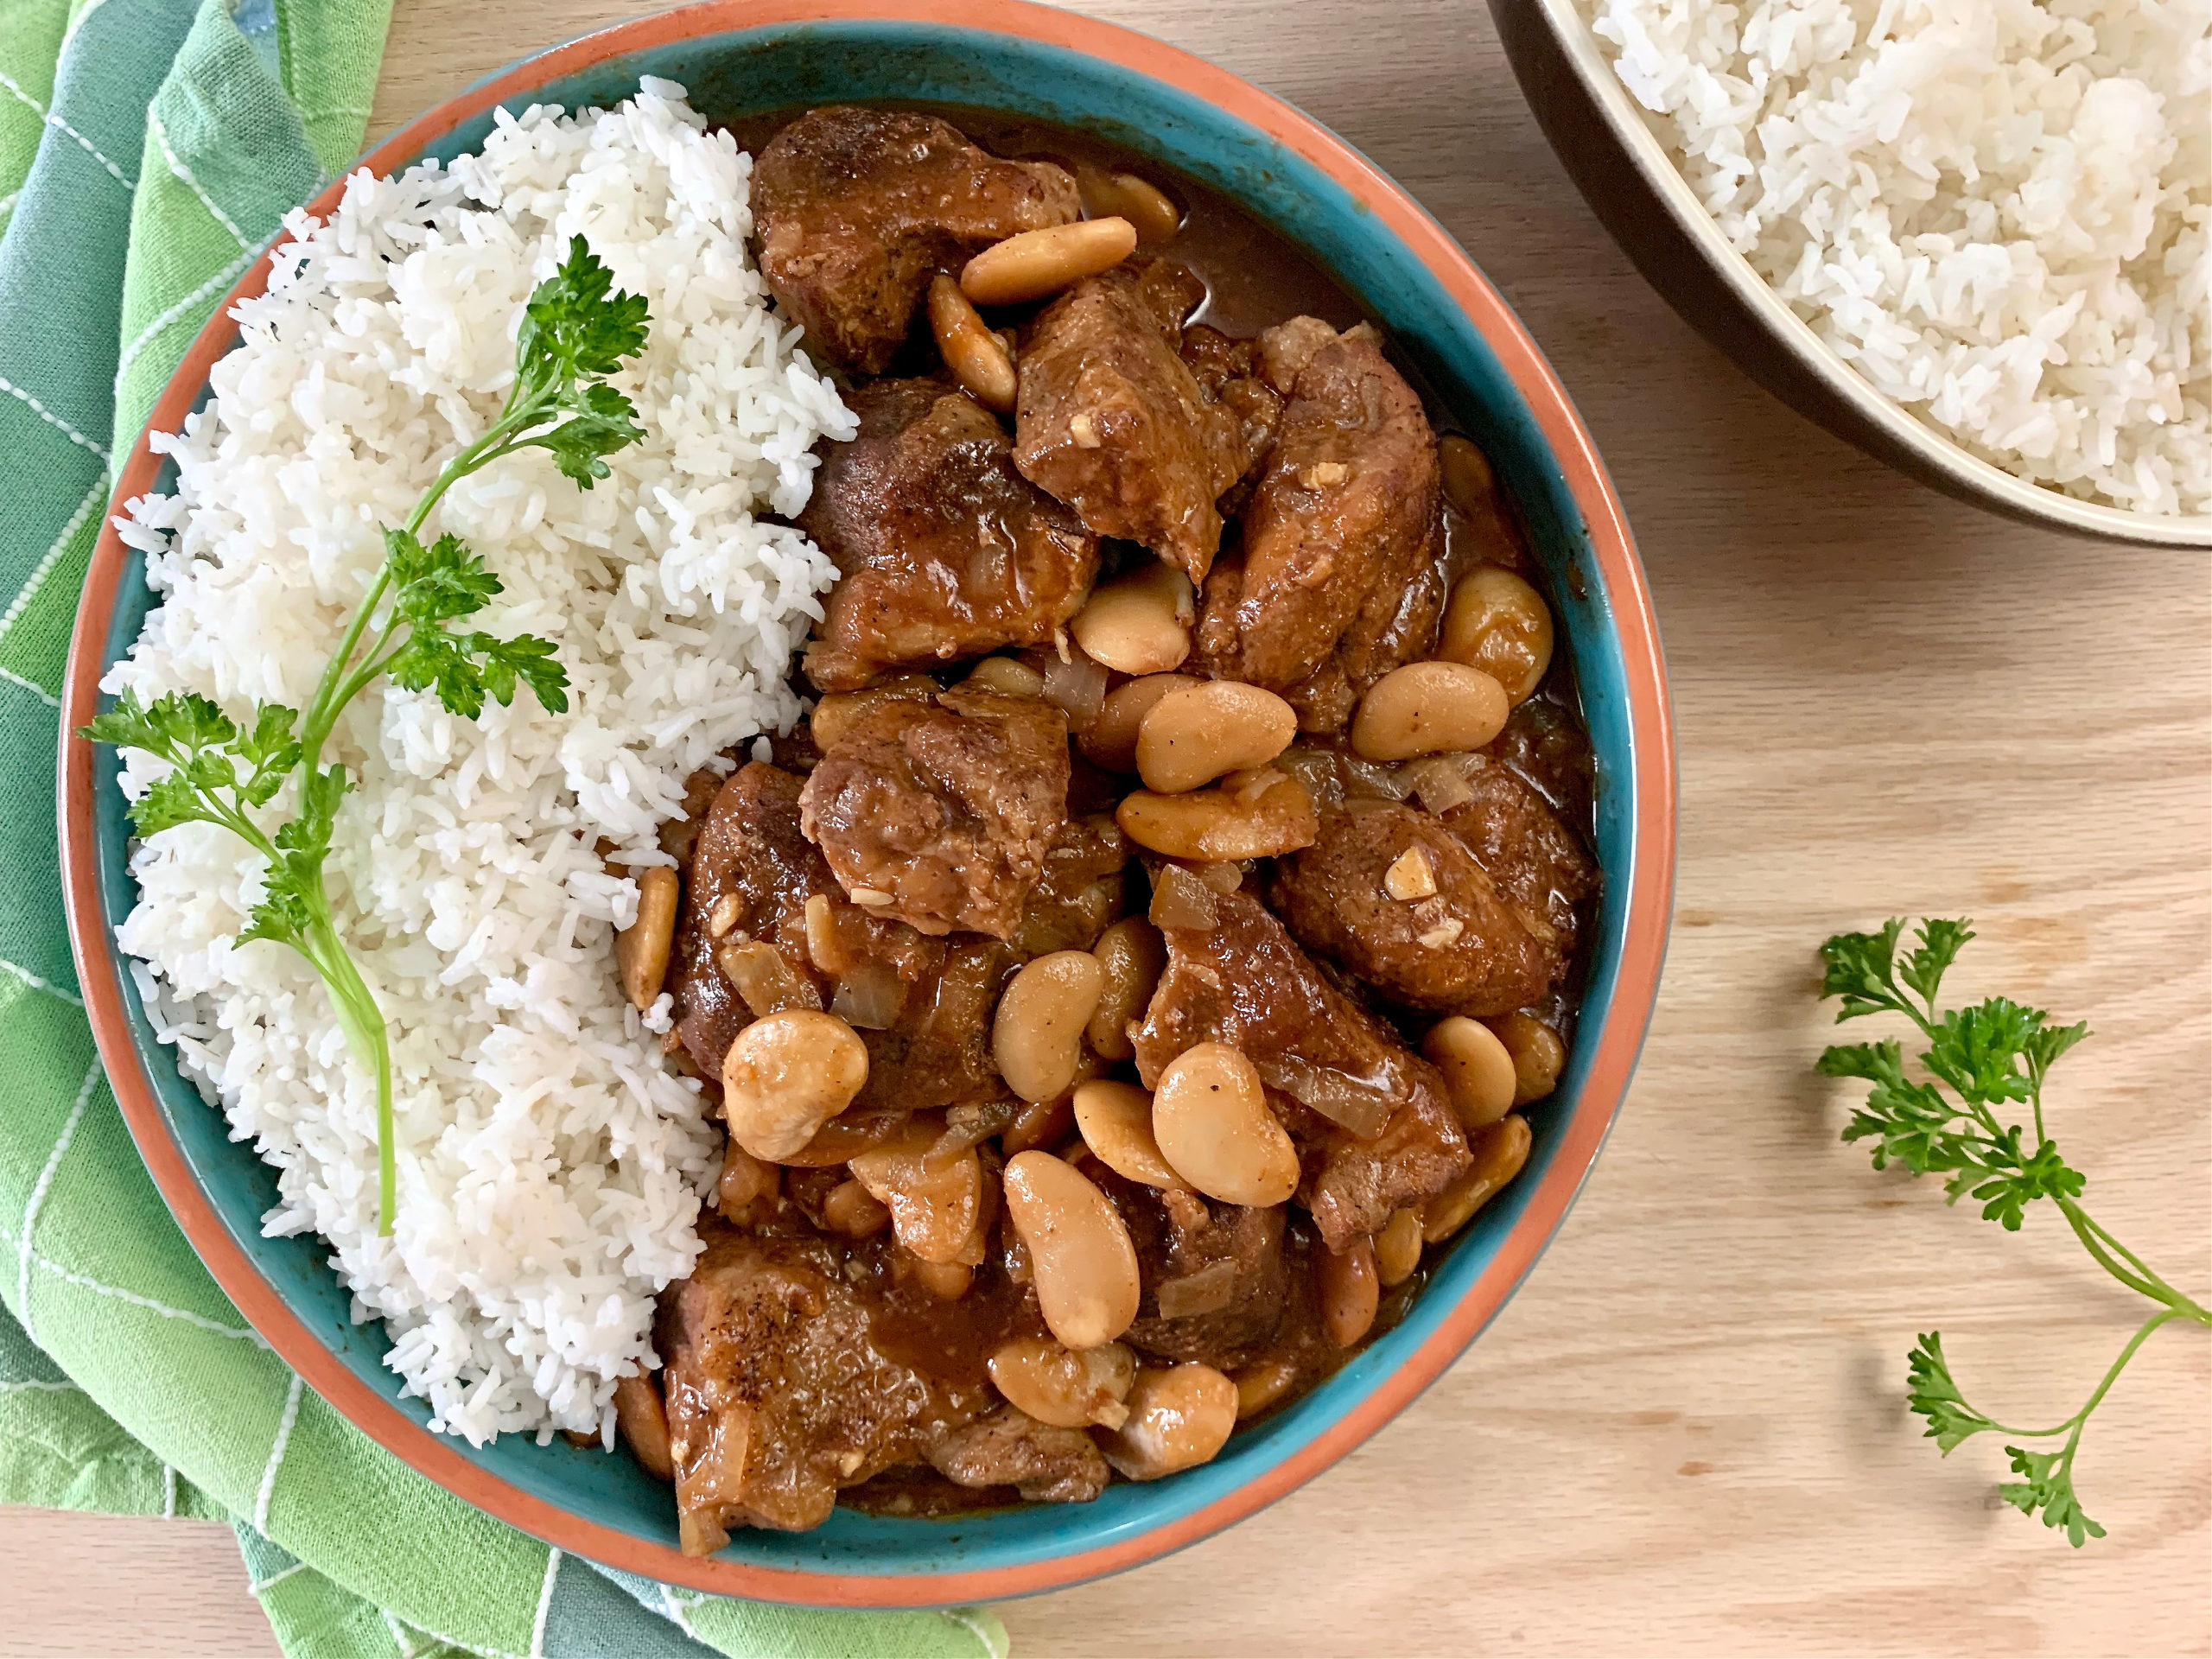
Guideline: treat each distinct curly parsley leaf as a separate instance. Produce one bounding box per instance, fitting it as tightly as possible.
[1818,918,2209,1547]
[378,528,569,721]
[1897,918,1974,1006]
[1904,1333,1997,1454]
[1999,1446,2107,1548]
[532,378,645,487]
[386,527,502,626]
[518,233,652,386]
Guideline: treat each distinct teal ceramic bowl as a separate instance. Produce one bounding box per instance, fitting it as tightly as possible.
[61,0,1675,1606]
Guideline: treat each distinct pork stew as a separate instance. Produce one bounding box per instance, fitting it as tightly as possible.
[615,106,1599,1551]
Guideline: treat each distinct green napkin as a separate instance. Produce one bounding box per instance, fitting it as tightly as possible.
[0,3,1008,1654]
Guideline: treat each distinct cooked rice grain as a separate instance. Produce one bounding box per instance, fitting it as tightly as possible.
[105,81,855,1445]
[1585,0,2209,515]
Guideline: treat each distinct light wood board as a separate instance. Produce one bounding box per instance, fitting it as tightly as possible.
[6,0,2207,1653]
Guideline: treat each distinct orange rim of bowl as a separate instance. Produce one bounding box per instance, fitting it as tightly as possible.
[60,0,1676,1606]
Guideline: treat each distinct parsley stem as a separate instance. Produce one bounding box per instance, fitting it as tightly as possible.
[294,909,395,1234]
[2059,1199,2212,1324]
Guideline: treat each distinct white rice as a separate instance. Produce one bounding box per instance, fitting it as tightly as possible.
[1581,0,2210,516]
[104,80,855,1445]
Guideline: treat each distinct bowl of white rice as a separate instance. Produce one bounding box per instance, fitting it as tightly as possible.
[59,0,1675,1605]
[1491,0,2210,544]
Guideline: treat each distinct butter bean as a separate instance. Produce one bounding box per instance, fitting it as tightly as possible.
[1487,1011,1567,1104]
[1440,565,1554,704]
[1350,661,1510,761]
[1422,1113,1533,1243]
[721,1010,868,1161]
[1438,433,1498,518]
[1116,771,1318,861]
[616,866,680,1009]
[1080,673,1198,772]
[962,217,1138,306]
[1374,1206,1424,1287]
[1098,1363,1238,1479]
[1135,680,1298,794]
[928,273,1018,413]
[1151,1042,1299,1206]
[848,1122,988,1265]
[1078,169,1181,244]
[994,950,1107,1102]
[1003,1151,1141,1351]
[988,1335,1136,1429]
[1072,1078,1179,1188]
[1317,1236,1380,1348]
[613,1373,674,1482]
[1086,917,1165,1062]
[1068,562,1194,675]
[1422,1015,1520,1128]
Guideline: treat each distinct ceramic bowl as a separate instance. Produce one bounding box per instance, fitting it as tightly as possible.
[61,0,1675,1607]
[1489,0,2212,550]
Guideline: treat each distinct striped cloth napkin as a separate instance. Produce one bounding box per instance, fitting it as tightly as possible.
[0,2,1007,1654]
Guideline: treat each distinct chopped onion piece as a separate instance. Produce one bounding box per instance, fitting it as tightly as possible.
[1254,1052,1396,1139]
[1039,648,1109,728]
[1221,764,1280,805]
[1154,1259,1237,1319]
[717,940,823,1017]
[1340,754,1413,802]
[782,1107,904,1166]
[1401,755,1475,813]
[932,1097,1020,1162]
[1149,863,1217,930]
[830,958,906,1030]
[1197,861,1244,893]
[1273,746,1343,807]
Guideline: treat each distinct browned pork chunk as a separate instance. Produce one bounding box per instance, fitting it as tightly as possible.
[753,107,1081,374]
[798,683,1071,938]
[1178,323,1282,512]
[924,1407,1109,1504]
[1130,887,1470,1251]
[800,380,1100,691]
[1111,1178,1289,1369]
[1440,759,1599,980]
[660,1225,998,1550]
[668,761,1002,1111]
[1268,793,1573,1018]
[669,762,940,1078]
[1013,262,1255,582]
[1197,321,1445,730]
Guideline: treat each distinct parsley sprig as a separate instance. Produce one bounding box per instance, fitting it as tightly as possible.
[86,235,650,1236]
[1817,918,2210,1546]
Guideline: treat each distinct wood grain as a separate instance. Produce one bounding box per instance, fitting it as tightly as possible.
[8,1,2207,1654]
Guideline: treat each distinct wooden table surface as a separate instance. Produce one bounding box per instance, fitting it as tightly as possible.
[7,1,2209,1654]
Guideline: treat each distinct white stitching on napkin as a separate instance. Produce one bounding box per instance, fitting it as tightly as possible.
[0,480,102,647]
[115,247,252,392]
[20,1249,268,1344]
[0,71,135,189]
[0,372,111,463]
[529,1548,562,1656]
[254,1371,304,1531]
[0,959,84,1007]
[0,666,59,709]
[148,112,249,251]
[943,1608,1007,1659]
